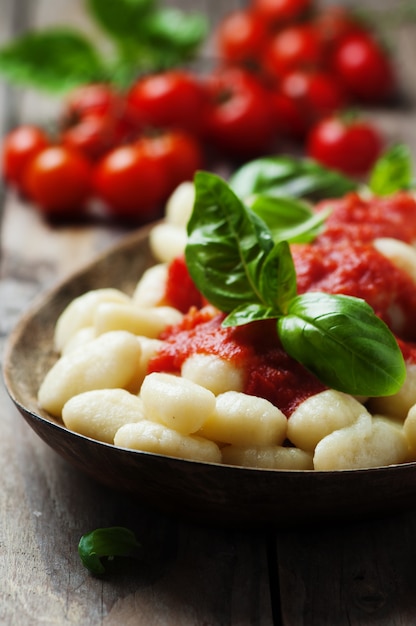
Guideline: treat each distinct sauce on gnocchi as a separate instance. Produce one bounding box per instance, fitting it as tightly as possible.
[37,182,416,471]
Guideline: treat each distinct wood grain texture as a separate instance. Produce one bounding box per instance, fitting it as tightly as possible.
[1,0,416,624]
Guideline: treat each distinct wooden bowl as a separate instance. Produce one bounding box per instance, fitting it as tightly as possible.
[4,224,416,528]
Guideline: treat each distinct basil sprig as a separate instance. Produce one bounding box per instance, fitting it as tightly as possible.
[185,171,406,397]
[0,0,208,92]
[78,526,140,575]
[369,144,415,196]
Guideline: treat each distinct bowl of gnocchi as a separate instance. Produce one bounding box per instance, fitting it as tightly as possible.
[5,179,416,527]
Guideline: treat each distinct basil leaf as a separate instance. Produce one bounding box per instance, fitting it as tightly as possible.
[223,303,278,327]
[186,172,274,312]
[229,156,358,202]
[78,526,140,576]
[249,195,329,243]
[142,8,208,61]
[0,29,106,93]
[86,0,154,40]
[278,292,406,396]
[258,240,297,311]
[369,144,414,195]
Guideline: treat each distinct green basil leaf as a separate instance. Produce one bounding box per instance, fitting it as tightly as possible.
[185,171,274,312]
[249,195,330,243]
[258,240,297,311]
[78,526,140,576]
[0,29,106,93]
[142,8,208,59]
[278,292,406,397]
[223,303,278,327]
[86,0,154,40]
[369,144,414,195]
[230,156,358,202]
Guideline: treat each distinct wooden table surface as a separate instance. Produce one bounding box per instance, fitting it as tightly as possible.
[1,1,416,624]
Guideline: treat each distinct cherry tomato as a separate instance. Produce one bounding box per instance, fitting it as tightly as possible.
[2,125,50,191]
[202,67,276,158]
[215,9,266,65]
[263,25,323,80]
[312,6,365,53]
[252,0,311,25]
[272,69,347,138]
[61,112,140,162]
[332,32,395,103]
[24,146,92,216]
[63,83,121,124]
[138,131,203,197]
[93,144,167,221]
[306,116,383,176]
[127,71,207,135]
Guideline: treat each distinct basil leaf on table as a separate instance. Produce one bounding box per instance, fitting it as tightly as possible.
[0,29,106,93]
[369,144,415,196]
[78,526,140,576]
[86,0,155,40]
[278,293,406,397]
[229,156,358,202]
[186,171,406,397]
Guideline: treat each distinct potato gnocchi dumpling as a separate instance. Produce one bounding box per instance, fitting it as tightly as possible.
[114,420,222,464]
[222,445,314,470]
[62,388,145,443]
[54,288,130,352]
[93,302,183,338]
[38,330,142,416]
[367,363,416,421]
[181,353,245,395]
[140,372,216,435]
[287,390,369,451]
[313,415,409,470]
[200,390,287,447]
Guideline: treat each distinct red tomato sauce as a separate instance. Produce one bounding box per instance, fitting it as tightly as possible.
[315,192,416,245]
[292,241,416,341]
[148,308,326,416]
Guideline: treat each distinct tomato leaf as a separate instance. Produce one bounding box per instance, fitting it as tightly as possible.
[229,156,358,202]
[78,527,140,576]
[369,144,415,195]
[0,29,106,93]
[278,293,406,396]
[185,171,274,313]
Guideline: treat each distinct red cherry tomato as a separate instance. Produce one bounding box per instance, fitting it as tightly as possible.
[215,9,266,65]
[61,112,140,162]
[127,71,207,135]
[306,116,383,176]
[138,131,203,197]
[332,32,395,103]
[263,25,323,80]
[2,125,50,191]
[63,83,121,123]
[272,70,347,138]
[93,144,167,221]
[312,6,365,53]
[24,146,92,216]
[202,67,276,158]
[252,0,311,25]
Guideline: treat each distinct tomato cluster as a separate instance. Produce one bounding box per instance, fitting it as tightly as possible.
[1,1,395,222]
